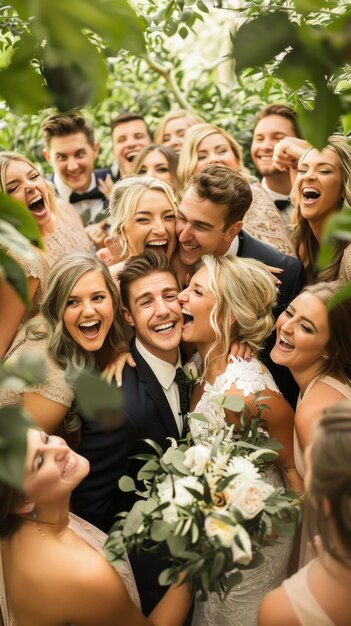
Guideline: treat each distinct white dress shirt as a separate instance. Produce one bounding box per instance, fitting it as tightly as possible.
[53,172,104,223]
[261,177,293,225]
[135,339,184,435]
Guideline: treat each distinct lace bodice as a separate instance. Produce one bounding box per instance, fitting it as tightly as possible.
[189,357,280,444]
[44,201,92,264]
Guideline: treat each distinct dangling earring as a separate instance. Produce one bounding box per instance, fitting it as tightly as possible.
[322,353,330,360]
[32,509,45,537]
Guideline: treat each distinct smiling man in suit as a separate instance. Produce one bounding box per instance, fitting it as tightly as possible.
[175,164,306,407]
[71,251,188,614]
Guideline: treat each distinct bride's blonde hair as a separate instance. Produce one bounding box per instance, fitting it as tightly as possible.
[201,255,276,376]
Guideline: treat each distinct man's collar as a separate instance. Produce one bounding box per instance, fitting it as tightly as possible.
[135,338,181,389]
[53,172,96,201]
[224,236,239,257]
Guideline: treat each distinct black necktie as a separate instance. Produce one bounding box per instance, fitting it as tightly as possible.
[69,187,104,204]
[274,199,290,211]
[175,367,188,418]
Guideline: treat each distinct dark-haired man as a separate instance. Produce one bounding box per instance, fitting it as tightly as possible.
[175,164,306,407]
[251,103,300,224]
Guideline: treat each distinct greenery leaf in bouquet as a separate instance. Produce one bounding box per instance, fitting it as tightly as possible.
[162,447,190,476]
[104,528,128,568]
[189,412,210,423]
[118,475,136,493]
[150,519,172,542]
[123,501,147,537]
[222,394,245,413]
[137,459,160,481]
[167,533,188,557]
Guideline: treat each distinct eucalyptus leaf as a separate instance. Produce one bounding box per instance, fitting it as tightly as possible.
[167,533,187,557]
[123,502,145,537]
[74,368,124,425]
[223,394,245,412]
[137,460,160,481]
[297,83,343,149]
[150,519,172,542]
[189,412,210,423]
[158,567,175,586]
[118,475,136,493]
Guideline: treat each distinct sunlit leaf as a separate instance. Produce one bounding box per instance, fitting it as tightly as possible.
[293,0,337,16]
[223,394,245,412]
[233,13,297,76]
[0,193,43,248]
[328,282,351,309]
[297,83,342,149]
[150,519,171,542]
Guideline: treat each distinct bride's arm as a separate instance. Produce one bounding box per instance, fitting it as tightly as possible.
[225,387,302,493]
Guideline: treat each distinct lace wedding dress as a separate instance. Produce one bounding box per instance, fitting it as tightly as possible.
[190,357,293,626]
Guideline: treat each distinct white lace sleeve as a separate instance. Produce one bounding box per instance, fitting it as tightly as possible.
[189,358,280,444]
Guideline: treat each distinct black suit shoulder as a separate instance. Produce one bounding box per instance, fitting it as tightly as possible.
[238,230,306,312]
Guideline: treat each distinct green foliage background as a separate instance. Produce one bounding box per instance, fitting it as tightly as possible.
[1,0,349,171]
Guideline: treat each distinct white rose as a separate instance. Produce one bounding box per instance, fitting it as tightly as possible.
[231,482,266,519]
[205,515,236,548]
[173,475,203,507]
[232,525,253,565]
[184,444,211,476]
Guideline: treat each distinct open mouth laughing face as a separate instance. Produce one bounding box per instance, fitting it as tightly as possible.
[178,266,217,347]
[295,147,343,224]
[5,159,51,227]
[123,271,182,363]
[123,189,177,261]
[63,270,115,353]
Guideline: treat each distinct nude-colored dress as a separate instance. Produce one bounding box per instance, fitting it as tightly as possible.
[243,183,297,257]
[282,561,334,626]
[338,242,351,282]
[294,375,351,567]
[0,513,140,626]
[44,201,92,264]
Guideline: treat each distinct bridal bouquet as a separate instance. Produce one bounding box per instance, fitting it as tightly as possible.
[105,396,300,600]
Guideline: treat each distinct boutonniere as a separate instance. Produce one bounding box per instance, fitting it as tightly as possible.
[183,361,200,396]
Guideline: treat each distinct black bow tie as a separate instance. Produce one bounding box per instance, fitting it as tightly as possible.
[274,199,290,211]
[175,367,189,418]
[69,187,104,204]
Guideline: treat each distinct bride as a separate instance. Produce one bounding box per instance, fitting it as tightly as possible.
[178,254,301,626]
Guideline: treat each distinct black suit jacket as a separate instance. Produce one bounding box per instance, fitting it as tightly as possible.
[71,340,183,613]
[237,231,307,407]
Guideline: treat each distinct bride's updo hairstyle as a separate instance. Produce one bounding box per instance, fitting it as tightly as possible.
[308,400,351,566]
[201,255,277,373]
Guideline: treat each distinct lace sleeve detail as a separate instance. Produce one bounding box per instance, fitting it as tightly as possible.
[243,184,297,257]
[189,358,280,444]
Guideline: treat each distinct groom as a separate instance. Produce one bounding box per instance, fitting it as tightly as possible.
[71,251,189,615]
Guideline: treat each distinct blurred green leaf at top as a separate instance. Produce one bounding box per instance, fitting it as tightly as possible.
[0,408,31,489]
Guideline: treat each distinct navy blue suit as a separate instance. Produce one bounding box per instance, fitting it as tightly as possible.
[237,231,307,407]
[71,339,183,614]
